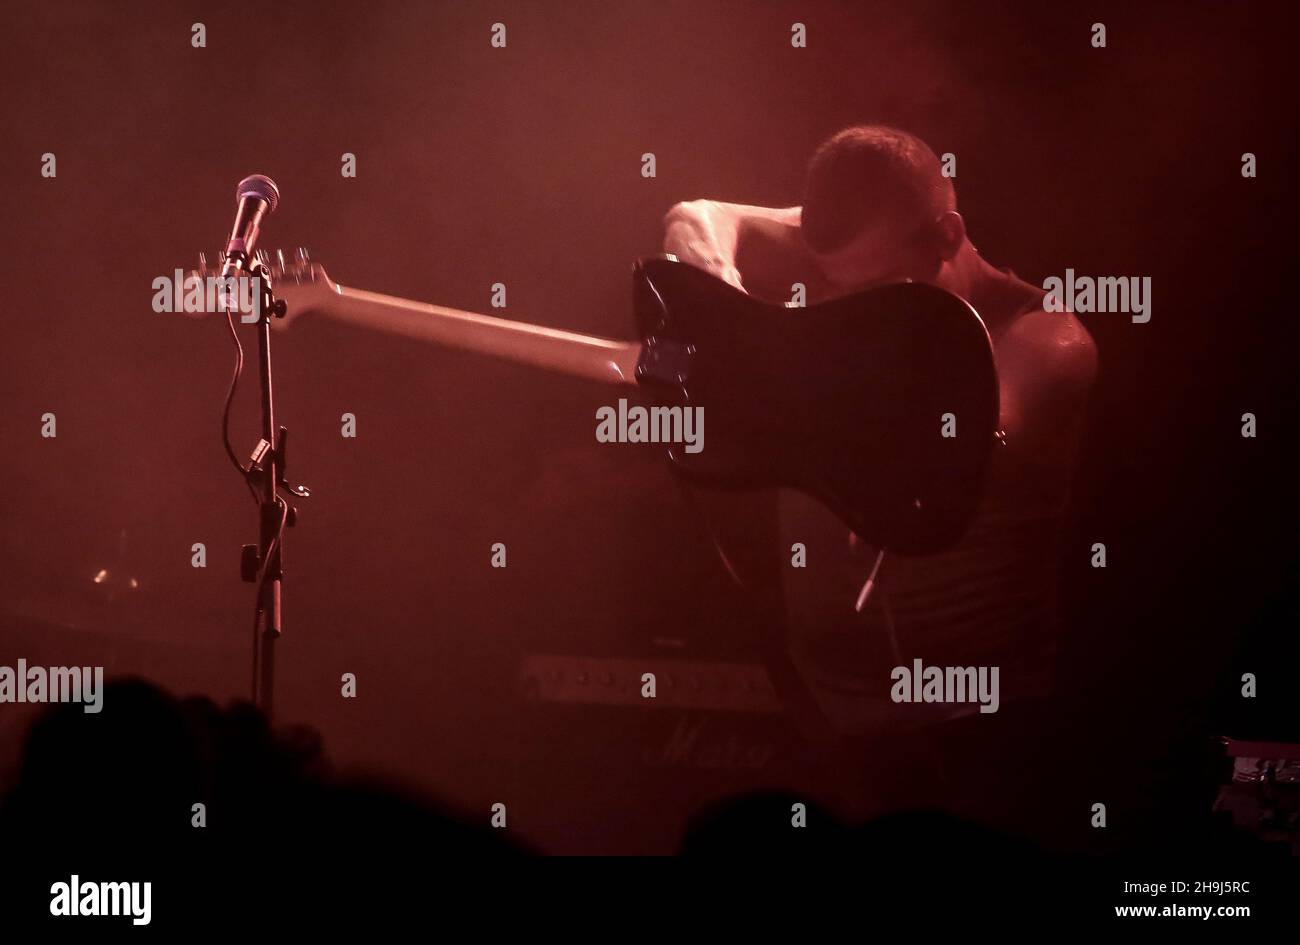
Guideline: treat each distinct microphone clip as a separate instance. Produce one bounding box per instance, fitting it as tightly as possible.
[245,256,288,320]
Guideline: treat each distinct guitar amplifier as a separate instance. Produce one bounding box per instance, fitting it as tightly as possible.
[510,652,822,852]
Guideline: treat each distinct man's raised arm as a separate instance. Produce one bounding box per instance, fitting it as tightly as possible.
[661,200,802,294]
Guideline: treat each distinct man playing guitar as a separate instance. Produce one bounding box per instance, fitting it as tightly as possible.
[662,126,1098,827]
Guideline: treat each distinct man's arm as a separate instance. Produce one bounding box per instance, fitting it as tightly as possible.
[996,309,1099,465]
[662,200,802,294]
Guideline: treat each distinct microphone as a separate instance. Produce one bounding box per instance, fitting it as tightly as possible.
[220,175,280,279]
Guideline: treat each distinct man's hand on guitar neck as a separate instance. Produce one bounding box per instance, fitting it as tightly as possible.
[662,199,750,291]
[663,200,840,303]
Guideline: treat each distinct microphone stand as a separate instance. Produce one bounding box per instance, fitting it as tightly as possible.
[237,256,306,717]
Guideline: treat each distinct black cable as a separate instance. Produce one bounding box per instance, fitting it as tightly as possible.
[221,303,288,588]
[254,496,289,588]
[220,305,260,507]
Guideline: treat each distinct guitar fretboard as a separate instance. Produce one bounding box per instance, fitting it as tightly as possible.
[318,283,643,387]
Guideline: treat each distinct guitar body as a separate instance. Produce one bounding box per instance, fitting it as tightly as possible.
[632,256,999,555]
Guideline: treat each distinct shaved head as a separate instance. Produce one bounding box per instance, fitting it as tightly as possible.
[801,125,956,256]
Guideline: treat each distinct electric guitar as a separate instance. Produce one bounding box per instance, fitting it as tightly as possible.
[192,250,999,554]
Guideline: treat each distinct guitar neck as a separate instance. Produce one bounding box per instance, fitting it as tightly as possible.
[316,283,643,387]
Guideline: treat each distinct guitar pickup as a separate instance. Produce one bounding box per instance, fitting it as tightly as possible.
[635,337,694,388]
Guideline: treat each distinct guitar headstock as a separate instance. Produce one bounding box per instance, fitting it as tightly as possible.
[190,248,337,327]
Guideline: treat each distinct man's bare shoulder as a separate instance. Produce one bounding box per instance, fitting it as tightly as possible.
[1000,305,1098,393]
[990,304,1098,460]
